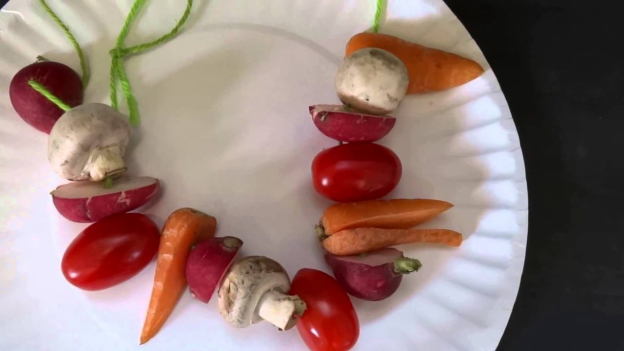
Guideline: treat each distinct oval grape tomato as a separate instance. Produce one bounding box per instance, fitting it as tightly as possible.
[61,213,160,291]
[312,143,402,202]
[290,268,359,351]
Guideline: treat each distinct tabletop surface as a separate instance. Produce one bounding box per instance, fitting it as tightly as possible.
[2,0,623,350]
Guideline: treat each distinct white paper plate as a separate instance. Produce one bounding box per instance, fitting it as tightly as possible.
[0,0,528,350]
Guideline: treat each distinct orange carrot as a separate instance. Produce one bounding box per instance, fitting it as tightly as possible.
[345,32,484,93]
[322,228,462,255]
[140,208,217,344]
[320,199,453,235]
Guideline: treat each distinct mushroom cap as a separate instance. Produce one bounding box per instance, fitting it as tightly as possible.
[48,103,131,180]
[218,256,291,328]
[335,48,409,115]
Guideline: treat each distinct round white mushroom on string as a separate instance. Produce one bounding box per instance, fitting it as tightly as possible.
[218,256,306,331]
[48,102,131,182]
[335,48,409,115]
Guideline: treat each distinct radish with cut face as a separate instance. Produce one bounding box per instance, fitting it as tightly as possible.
[324,248,422,301]
[309,104,396,143]
[48,103,131,181]
[186,237,243,303]
[51,176,159,223]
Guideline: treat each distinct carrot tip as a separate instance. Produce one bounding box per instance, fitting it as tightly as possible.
[140,333,152,345]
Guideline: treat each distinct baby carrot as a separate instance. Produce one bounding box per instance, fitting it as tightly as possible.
[322,228,462,256]
[345,32,484,93]
[320,199,453,235]
[140,208,217,344]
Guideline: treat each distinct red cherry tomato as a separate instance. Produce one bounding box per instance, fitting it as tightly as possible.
[290,268,359,351]
[61,213,160,291]
[312,143,402,202]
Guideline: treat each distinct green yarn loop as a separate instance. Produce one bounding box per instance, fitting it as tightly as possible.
[39,0,89,88]
[372,0,385,33]
[109,0,194,127]
[29,0,89,112]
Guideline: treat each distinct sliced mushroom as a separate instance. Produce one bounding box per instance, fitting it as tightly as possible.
[218,256,306,330]
[48,103,131,181]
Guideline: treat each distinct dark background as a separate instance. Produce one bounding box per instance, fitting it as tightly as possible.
[441,0,624,350]
[2,0,623,350]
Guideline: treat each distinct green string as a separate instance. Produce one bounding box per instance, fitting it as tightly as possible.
[39,0,90,88]
[110,0,194,127]
[372,0,385,33]
[26,0,90,113]
[28,0,91,111]
[27,80,72,111]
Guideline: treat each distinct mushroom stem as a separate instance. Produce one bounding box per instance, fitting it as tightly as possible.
[257,290,306,330]
[85,145,127,181]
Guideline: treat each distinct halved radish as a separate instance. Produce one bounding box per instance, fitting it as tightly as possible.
[324,248,421,301]
[310,104,396,143]
[51,176,160,223]
[186,236,243,303]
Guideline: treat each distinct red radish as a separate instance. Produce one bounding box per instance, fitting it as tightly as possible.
[10,60,83,134]
[324,248,421,301]
[186,237,243,303]
[51,176,159,223]
[309,104,396,143]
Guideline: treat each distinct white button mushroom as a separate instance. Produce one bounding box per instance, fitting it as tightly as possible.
[218,256,306,330]
[335,48,409,115]
[48,103,131,181]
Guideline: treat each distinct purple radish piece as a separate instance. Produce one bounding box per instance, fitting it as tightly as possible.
[51,176,160,223]
[324,248,421,301]
[309,104,396,143]
[186,236,243,303]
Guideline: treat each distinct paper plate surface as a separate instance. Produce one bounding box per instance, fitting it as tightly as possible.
[0,0,527,350]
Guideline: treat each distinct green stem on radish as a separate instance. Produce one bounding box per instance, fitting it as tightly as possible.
[320,112,328,122]
[103,176,114,189]
[393,257,422,274]
[36,55,50,62]
[223,237,242,250]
